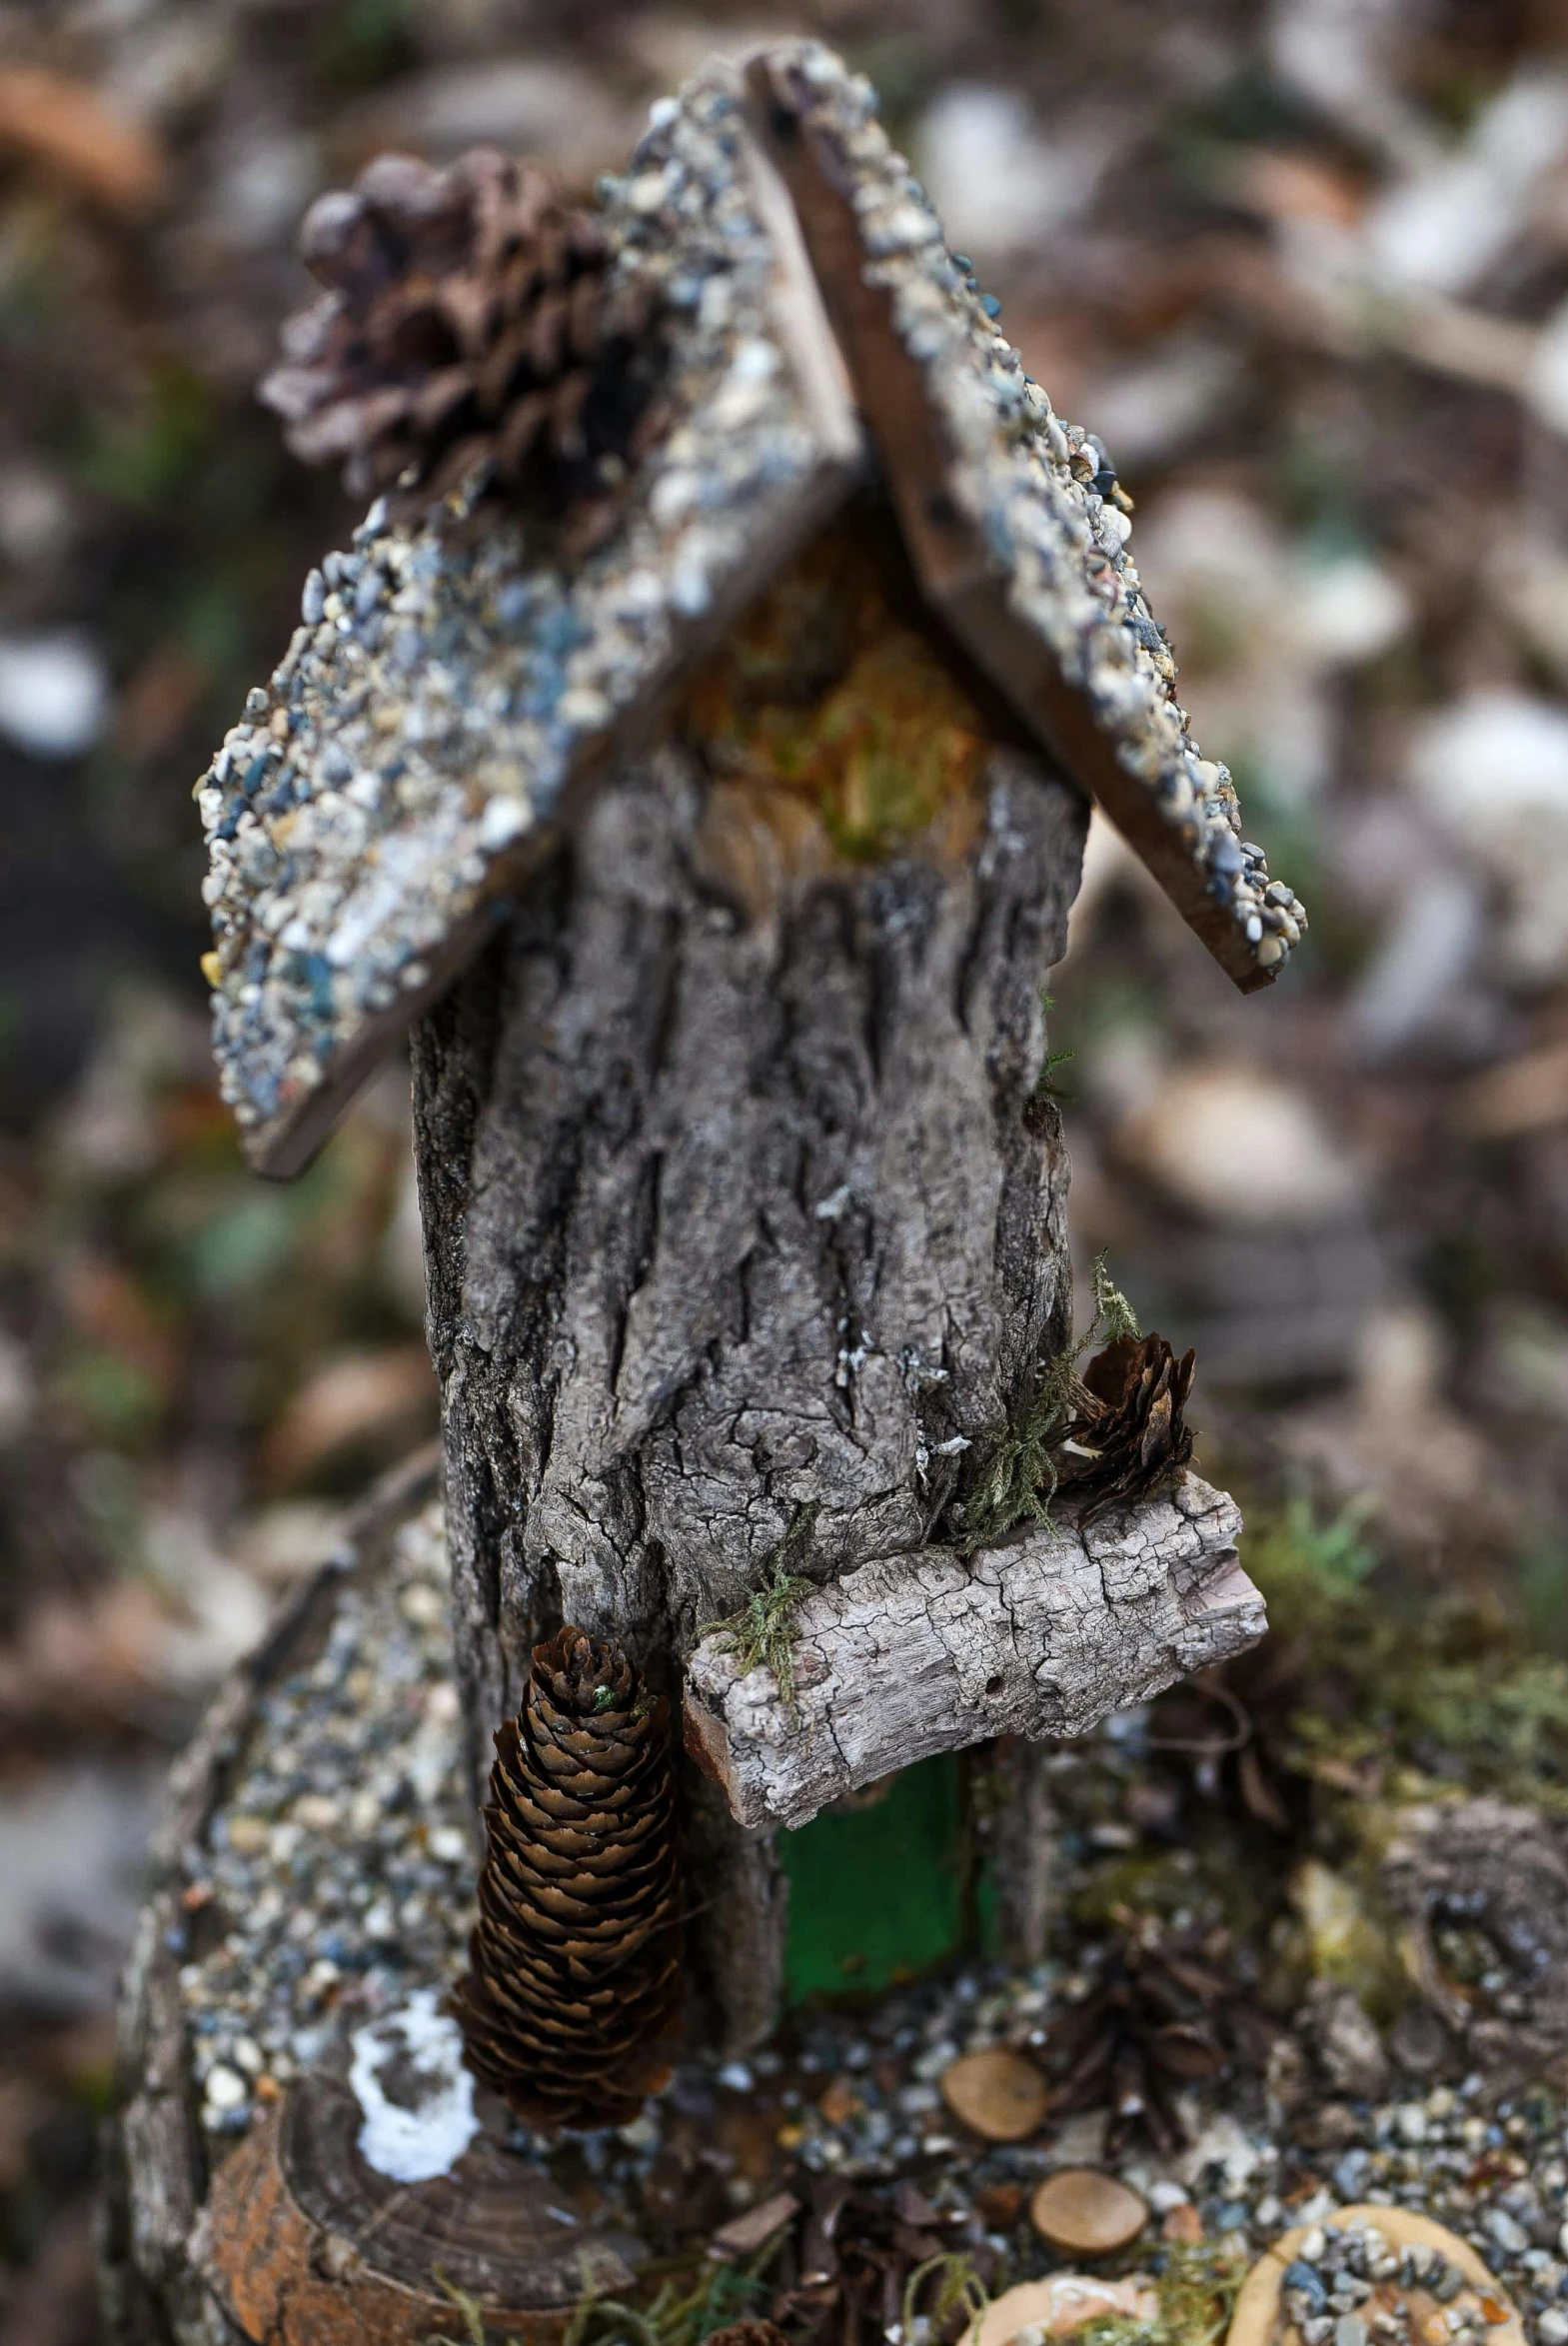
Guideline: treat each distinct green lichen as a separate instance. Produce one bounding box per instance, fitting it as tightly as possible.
[564,2224,787,2346]
[426,2230,784,2346]
[425,2270,525,2346]
[901,2251,989,2344]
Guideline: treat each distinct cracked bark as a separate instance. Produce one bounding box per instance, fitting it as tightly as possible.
[684,1472,1261,1830]
[411,734,1087,2046]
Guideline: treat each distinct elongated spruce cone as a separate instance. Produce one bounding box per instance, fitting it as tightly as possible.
[451,1626,684,2132]
[1055,1333,1195,1524]
[261,147,664,524]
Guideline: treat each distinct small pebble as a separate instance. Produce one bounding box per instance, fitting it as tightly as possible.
[1285,2260,1328,2309]
[203,2065,246,2112]
[1162,2204,1204,2245]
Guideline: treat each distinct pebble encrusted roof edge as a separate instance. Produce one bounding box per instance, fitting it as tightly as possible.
[745,44,1305,997]
[196,41,1304,1178]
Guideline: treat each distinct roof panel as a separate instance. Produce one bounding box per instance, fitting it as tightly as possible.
[747,44,1306,996]
[199,75,862,1174]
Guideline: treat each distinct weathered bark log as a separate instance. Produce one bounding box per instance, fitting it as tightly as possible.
[411,715,1089,2040]
[413,744,1083,1719]
[684,1472,1260,1830]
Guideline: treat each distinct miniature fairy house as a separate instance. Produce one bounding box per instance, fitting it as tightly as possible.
[103,43,1308,2343]
[196,42,1302,2040]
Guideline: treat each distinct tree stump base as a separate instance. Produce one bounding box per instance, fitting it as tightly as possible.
[101,1449,1262,2343]
[100,1454,646,2346]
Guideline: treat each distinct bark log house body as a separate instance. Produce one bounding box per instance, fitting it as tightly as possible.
[109,44,1315,2338]
[415,509,1086,2038]
[143,35,1311,2294]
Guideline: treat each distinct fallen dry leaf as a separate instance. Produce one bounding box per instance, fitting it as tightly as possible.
[0,66,166,216]
[260,1345,437,1488]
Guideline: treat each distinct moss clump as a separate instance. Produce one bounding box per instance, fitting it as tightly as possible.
[698,1503,819,1713]
[429,2228,786,2346]
[1077,2244,1247,2346]
[680,517,992,863]
[701,1563,814,1709]
[1244,1495,1568,1815]
[954,1256,1140,1553]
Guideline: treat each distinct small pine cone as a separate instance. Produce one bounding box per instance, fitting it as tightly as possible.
[1054,1333,1195,1524]
[260,148,663,519]
[451,1625,684,2133]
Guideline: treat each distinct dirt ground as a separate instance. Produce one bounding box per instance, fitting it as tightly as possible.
[6,1,1568,2337]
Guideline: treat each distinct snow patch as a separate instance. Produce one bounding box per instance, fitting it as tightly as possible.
[349,1987,479,2183]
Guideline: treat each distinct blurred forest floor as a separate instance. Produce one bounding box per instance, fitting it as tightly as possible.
[7,0,1568,2336]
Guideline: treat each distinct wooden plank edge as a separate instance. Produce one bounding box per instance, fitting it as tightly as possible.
[684,1473,1264,1832]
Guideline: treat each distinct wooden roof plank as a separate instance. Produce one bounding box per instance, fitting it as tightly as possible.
[745,45,1300,998]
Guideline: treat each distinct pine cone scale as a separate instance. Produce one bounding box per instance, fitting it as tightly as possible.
[289,387,412,465]
[478,1968,680,2039]
[1054,1332,1197,1523]
[490,1829,648,1879]
[488,1847,675,1909]
[486,1877,656,1938]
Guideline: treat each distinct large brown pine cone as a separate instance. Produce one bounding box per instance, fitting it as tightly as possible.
[260,148,663,520]
[451,1625,683,2133]
[1054,1333,1195,1524]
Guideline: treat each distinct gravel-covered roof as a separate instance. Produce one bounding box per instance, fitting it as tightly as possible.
[198,41,1305,1177]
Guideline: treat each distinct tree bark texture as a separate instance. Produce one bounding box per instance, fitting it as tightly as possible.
[411,731,1087,2034]
[413,739,1084,1728]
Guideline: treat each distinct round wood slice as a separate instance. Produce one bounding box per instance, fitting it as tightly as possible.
[968,2276,1158,2346]
[1029,2169,1149,2255]
[939,2048,1049,2142]
[1227,2205,1526,2346]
